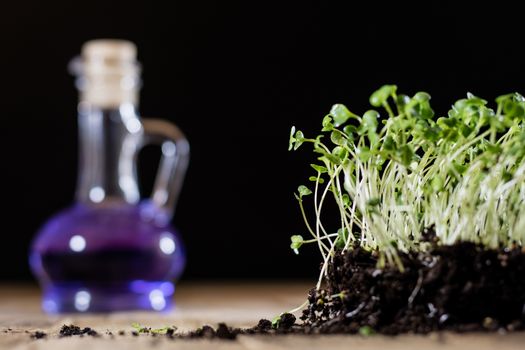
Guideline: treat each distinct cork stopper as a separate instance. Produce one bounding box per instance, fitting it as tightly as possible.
[82,39,137,67]
[73,39,141,108]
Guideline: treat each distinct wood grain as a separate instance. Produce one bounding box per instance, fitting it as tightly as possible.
[1,282,524,349]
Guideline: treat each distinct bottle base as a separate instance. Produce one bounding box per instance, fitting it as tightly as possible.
[41,281,175,313]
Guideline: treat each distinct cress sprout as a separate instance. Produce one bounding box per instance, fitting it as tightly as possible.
[289,85,525,288]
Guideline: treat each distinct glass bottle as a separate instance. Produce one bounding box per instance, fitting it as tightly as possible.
[29,40,189,313]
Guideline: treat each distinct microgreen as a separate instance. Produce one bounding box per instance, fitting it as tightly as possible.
[131,323,177,334]
[358,325,375,336]
[131,322,148,333]
[271,315,282,329]
[289,85,525,288]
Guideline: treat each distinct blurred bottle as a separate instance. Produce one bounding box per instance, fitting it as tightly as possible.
[30,39,189,313]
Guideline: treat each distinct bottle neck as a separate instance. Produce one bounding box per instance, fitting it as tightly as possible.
[71,40,143,206]
[75,101,143,206]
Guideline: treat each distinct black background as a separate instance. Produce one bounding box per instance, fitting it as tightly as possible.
[1,1,524,282]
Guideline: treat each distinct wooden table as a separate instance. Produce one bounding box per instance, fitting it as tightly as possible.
[1,282,524,349]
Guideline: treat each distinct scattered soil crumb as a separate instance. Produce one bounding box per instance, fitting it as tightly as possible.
[31,331,47,339]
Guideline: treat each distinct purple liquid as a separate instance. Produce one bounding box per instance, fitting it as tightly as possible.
[30,202,185,313]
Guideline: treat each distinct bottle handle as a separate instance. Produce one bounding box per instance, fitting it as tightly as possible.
[140,118,190,221]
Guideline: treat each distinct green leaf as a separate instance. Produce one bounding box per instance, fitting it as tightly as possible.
[310,164,328,173]
[343,125,357,135]
[322,116,334,131]
[514,92,525,102]
[359,326,375,336]
[368,132,379,147]
[504,100,525,118]
[293,130,305,150]
[397,145,414,167]
[496,93,514,105]
[367,197,381,206]
[290,235,304,253]
[431,176,443,192]
[419,103,434,119]
[485,143,502,154]
[330,131,346,146]
[288,126,296,151]
[342,194,350,207]
[413,91,431,102]
[423,126,441,142]
[316,150,342,165]
[332,146,348,161]
[459,124,474,138]
[453,99,468,114]
[313,135,325,152]
[330,104,358,127]
[309,176,324,184]
[437,117,458,129]
[271,315,281,329]
[322,115,333,127]
[297,185,312,197]
[131,323,150,333]
[291,235,303,243]
[150,326,177,334]
[465,92,487,106]
[383,135,395,151]
[357,146,371,162]
[396,94,410,109]
[335,228,349,249]
[451,161,467,176]
[362,110,379,131]
[289,127,306,151]
[502,171,513,182]
[370,85,397,107]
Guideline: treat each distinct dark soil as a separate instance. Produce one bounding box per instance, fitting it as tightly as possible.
[59,324,99,337]
[28,241,525,340]
[168,318,297,340]
[301,241,525,334]
[30,331,47,339]
[30,318,296,341]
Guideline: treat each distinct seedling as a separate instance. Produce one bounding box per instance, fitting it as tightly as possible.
[358,326,375,336]
[131,323,177,335]
[289,85,525,288]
